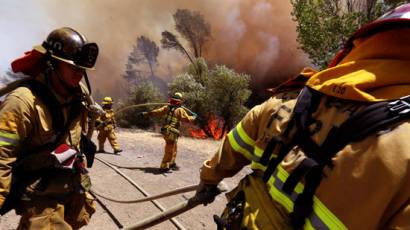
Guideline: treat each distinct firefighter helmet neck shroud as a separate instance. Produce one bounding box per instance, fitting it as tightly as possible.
[34,27,98,95]
[329,3,410,67]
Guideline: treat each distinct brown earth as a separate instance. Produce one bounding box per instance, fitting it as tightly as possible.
[0,128,251,230]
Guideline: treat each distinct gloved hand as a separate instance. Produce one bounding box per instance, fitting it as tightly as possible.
[89,103,105,116]
[192,113,198,120]
[51,144,78,169]
[195,181,228,206]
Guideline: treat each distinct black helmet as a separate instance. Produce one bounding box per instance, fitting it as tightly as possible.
[34,27,98,70]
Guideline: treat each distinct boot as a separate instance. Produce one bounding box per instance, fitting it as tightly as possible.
[159,167,171,173]
[160,162,171,173]
[114,149,123,154]
[170,163,180,171]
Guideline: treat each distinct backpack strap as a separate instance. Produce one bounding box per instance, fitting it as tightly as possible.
[262,87,322,182]
[164,105,180,129]
[0,80,85,215]
[266,88,410,229]
[22,80,65,133]
[18,79,85,156]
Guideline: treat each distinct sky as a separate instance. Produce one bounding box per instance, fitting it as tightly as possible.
[0,0,310,99]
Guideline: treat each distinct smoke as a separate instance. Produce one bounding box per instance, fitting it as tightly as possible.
[204,0,309,89]
[0,0,309,99]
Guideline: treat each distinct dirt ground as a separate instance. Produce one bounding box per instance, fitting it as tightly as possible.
[0,128,251,230]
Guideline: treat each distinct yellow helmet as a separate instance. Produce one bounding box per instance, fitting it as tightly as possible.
[102,96,113,105]
[172,92,183,101]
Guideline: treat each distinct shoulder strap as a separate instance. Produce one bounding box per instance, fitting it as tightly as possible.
[262,87,410,229]
[262,87,322,182]
[22,80,65,132]
[0,80,85,216]
[19,80,84,155]
[164,105,176,124]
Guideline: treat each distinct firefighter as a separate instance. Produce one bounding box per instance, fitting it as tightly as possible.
[96,96,122,154]
[196,4,410,230]
[0,27,98,229]
[141,92,196,171]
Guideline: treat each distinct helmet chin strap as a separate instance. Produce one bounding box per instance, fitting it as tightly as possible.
[44,57,91,96]
[83,71,92,95]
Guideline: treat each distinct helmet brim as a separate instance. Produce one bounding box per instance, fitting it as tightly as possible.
[330,19,410,67]
[33,45,96,70]
[349,18,410,42]
[329,3,410,67]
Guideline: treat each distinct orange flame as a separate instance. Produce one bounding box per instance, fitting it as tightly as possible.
[189,128,207,139]
[189,115,227,140]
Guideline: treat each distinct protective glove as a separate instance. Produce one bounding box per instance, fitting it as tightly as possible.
[89,103,105,116]
[195,181,228,206]
[51,144,78,169]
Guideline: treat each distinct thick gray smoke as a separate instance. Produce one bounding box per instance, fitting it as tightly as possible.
[0,0,309,98]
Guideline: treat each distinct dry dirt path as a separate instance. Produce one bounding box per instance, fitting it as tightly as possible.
[0,128,251,230]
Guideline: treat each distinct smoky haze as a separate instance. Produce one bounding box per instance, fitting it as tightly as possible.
[0,0,309,99]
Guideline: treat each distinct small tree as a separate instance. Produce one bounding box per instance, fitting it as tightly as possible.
[291,0,409,68]
[208,65,251,135]
[187,57,209,85]
[123,35,164,92]
[117,80,164,129]
[168,59,251,138]
[168,72,212,136]
[161,31,195,65]
[173,9,211,58]
[136,36,160,78]
[161,9,212,72]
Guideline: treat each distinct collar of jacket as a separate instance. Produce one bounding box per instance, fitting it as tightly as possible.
[306,28,410,102]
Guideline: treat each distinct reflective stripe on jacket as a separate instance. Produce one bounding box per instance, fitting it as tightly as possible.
[97,109,116,130]
[146,105,195,130]
[200,90,410,229]
[0,78,88,208]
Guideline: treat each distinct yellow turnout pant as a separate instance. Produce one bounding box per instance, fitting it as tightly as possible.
[16,192,95,230]
[160,133,178,169]
[97,127,120,152]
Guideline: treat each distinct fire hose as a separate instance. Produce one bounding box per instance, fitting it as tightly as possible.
[90,184,199,204]
[114,103,170,115]
[0,77,32,96]
[92,157,228,229]
[122,183,228,230]
[115,103,197,116]
[91,157,200,203]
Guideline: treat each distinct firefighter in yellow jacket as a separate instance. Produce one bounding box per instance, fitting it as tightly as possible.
[142,92,196,171]
[196,4,410,230]
[96,96,122,154]
[0,27,98,229]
